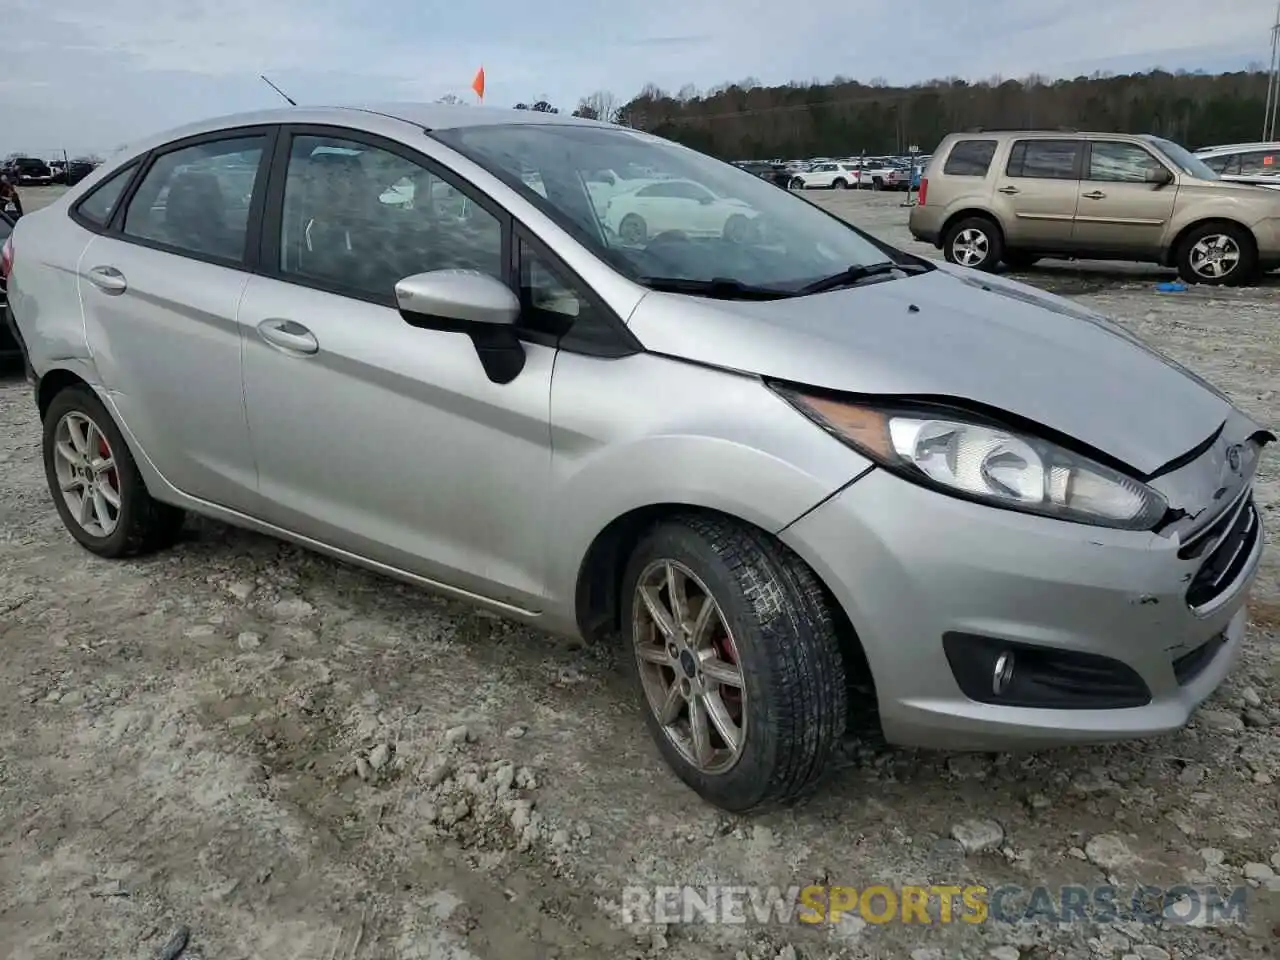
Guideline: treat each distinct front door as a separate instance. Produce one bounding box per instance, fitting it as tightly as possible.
[993,138,1083,249]
[1070,141,1178,254]
[78,130,272,510]
[237,129,555,610]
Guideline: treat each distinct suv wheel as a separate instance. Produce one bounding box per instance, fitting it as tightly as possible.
[832,178,848,190]
[789,177,805,190]
[1176,223,1256,286]
[42,385,185,558]
[622,515,849,812]
[943,217,1003,272]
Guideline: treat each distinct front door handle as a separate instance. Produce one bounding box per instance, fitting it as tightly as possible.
[257,318,319,355]
[1082,190,1107,200]
[997,185,1020,195]
[86,265,127,295]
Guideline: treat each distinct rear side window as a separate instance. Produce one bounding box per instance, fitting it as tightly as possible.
[121,135,266,262]
[74,163,138,227]
[1006,140,1080,180]
[1239,150,1279,177]
[942,140,997,176]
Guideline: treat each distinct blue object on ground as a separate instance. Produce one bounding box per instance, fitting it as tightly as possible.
[1155,281,1187,292]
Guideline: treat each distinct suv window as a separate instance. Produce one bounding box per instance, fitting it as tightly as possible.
[1006,140,1080,180]
[1201,153,1240,175]
[278,134,503,302]
[942,140,997,176]
[1239,150,1279,177]
[75,163,137,227]
[122,136,265,261]
[1086,142,1166,183]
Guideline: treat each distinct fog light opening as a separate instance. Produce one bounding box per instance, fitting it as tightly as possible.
[992,651,1016,696]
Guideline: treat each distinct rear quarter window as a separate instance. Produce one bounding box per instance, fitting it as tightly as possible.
[942,140,998,176]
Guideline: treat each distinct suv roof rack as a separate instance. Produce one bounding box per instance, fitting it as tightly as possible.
[963,126,1078,134]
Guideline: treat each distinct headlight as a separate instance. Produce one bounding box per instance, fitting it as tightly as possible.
[776,389,1167,531]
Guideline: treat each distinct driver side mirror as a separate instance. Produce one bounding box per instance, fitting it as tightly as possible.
[394,270,526,384]
[1148,167,1174,186]
[697,195,714,205]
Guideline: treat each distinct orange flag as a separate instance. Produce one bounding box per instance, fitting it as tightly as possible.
[471,67,485,102]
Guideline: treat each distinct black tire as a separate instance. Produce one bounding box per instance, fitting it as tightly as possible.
[42,384,185,558]
[871,177,884,191]
[832,178,848,190]
[1002,252,1041,270]
[722,214,754,243]
[1175,222,1257,286]
[943,216,1003,272]
[618,213,647,244]
[789,177,805,190]
[621,514,849,812]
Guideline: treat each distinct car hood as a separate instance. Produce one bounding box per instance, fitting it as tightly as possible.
[627,264,1248,476]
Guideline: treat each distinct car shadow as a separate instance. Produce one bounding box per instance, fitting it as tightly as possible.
[1004,259,1280,296]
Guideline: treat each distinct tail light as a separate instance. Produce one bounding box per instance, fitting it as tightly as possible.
[917,177,929,206]
[0,235,12,281]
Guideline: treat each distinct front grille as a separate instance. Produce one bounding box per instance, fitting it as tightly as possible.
[1172,633,1226,685]
[1186,497,1259,611]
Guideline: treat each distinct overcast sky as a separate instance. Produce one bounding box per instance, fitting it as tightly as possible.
[4,0,1277,157]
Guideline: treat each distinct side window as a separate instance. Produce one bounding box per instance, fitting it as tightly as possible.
[518,238,616,351]
[1087,142,1166,183]
[635,183,666,198]
[942,140,997,176]
[74,163,137,227]
[1239,150,1279,177]
[1006,140,1080,180]
[278,134,503,302]
[1202,154,1241,175]
[672,181,714,201]
[121,136,265,261]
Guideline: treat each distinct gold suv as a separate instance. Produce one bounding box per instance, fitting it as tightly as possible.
[908,130,1280,285]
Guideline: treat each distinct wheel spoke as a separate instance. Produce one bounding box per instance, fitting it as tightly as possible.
[688,695,714,766]
[66,418,88,456]
[688,595,719,650]
[77,489,95,526]
[639,585,678,640]
[92,490,114,529]
[55,441,83,467]
[664,562,688,631]
[91,455,115,476]
[704,691,742,753]
[657,680,684,725]
[59,476,85,493]
[636,642,669,665]
[702,656,744,688]
[97,480,121,510]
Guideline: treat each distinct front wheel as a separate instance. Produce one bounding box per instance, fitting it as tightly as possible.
[789,177,805,190]
[622,515,849,812]
[1176,222,1257,286]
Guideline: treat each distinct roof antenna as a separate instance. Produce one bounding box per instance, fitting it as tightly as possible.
[260,74,297,106]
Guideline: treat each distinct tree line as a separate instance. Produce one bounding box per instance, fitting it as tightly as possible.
[508,68,1272,160]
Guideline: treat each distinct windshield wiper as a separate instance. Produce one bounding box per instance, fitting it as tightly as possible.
[637,276,794,301]
[796,260,929,295]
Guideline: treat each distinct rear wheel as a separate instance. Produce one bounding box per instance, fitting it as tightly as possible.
[622,515,849,812]
[1176,222,1256,286]
[832,178,848,190]
[42,385,185,558]
[618,214,647,245]
[943,216,1003,272]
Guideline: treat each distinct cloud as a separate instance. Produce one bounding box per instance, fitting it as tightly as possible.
[1,0,1275,155]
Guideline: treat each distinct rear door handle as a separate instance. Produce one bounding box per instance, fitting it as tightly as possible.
[257,318,319,355]
[997,185,1020,195]
[1082,190,1107,200]
[86,266,127,295]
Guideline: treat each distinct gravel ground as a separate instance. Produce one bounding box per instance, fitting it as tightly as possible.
[1,186,1277,960]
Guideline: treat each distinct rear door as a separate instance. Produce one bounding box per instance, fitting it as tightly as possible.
[77,127,275,510]
[1070,140,1177,254]
[994,138,1083,248]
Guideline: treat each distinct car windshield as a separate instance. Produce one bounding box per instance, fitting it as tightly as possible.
[1146,136,1219,180]
[430,122,895,292]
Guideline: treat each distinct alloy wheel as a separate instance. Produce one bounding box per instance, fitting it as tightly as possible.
[1188,233,1241,281]
[53,411,121,537]
[951,227,990,267]
[631,559,747,775]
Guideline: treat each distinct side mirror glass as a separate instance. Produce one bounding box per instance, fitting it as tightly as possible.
[394,269,519,327]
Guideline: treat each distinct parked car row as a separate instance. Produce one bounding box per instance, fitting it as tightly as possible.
[1193,141,1280,190]
[2,156,100,186]
[732,153,929,192]
[909,128,1280,286]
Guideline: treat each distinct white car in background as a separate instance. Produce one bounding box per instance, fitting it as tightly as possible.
[788,162,862,190]
[1194,142,1280,190]
[602,178,762,243]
